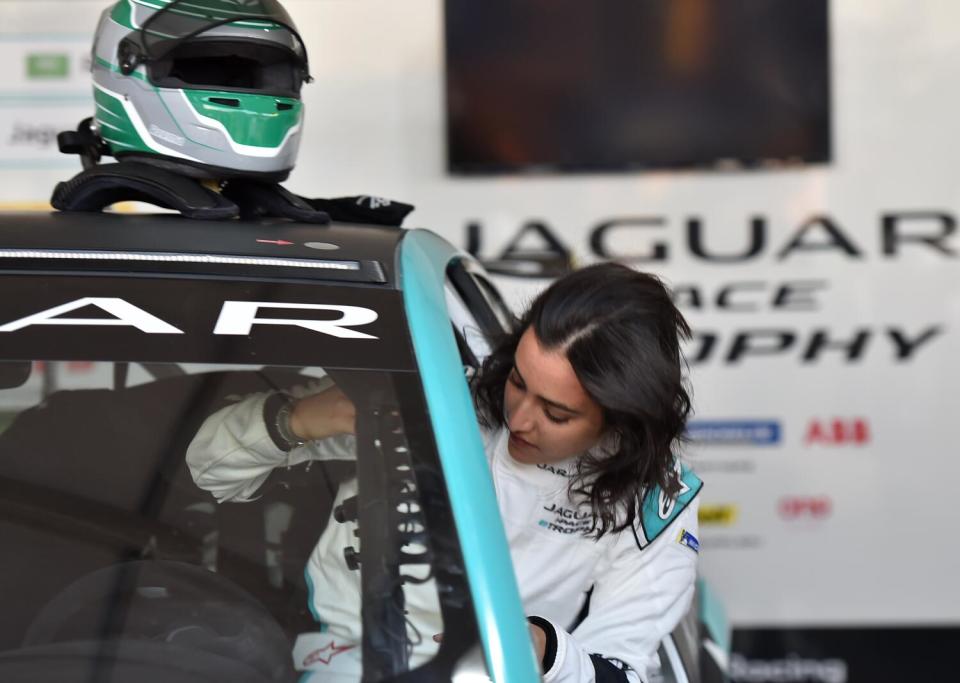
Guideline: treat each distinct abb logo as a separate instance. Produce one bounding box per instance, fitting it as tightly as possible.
[804,418,870,445]
[779,496,832,520]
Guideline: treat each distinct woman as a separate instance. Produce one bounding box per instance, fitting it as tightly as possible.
[187,262,702,682]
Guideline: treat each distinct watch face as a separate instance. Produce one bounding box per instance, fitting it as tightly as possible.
[265,391,299,452]
[277,394,306,450]
[276,398,304,449]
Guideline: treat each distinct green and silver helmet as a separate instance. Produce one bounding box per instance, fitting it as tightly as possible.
[91,0,312,181]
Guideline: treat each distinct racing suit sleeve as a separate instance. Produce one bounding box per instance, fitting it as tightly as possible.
[186,390,356,503]
[530,497,700,683]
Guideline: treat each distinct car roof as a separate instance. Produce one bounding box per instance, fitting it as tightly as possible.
[0,212,407,287]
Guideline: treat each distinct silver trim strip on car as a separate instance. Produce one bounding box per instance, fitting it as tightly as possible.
[0,249,360,271]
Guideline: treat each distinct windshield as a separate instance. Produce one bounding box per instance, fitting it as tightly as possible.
[0,359,477,682]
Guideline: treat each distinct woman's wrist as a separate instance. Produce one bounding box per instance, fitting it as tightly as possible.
[529,623,547,664]
[288,397,309,440]
[264,392,306,452]
[527,616,558,673]
[265,385,357,448]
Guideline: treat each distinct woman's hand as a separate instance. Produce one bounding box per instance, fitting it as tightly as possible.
[529,623,546,668]
[289,386,356,441]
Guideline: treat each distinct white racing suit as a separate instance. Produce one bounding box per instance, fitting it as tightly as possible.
[186,389,702,683]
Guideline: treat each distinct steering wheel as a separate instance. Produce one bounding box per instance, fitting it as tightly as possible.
[21,560,295,682]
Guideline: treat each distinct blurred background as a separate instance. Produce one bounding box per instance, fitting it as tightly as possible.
[4,1,958,680]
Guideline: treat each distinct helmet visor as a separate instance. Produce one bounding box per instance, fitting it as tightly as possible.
[148,39,307,97]
[131,0,311,91]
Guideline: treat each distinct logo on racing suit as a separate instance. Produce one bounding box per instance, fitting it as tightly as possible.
[536,463,572,477]
[302,642,356,667]
[538,503,594,534]
[678,529,700,553]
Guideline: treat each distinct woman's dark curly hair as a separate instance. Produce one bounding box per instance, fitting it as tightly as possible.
[472,262,692,538]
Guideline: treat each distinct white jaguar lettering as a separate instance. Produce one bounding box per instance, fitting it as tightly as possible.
[0,298,380,340]
[0,297,184,334]
[213,301,379,339]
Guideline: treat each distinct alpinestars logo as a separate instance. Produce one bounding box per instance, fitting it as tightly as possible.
[302,642,355,667]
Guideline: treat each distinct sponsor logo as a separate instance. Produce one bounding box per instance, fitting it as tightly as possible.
[149,124,186,147]
[9,123,60,148]
[687,324,940,366]
[356,195,392,210]
[26,53,69,79]
[804,418,870,446]
[699,534,762,550]
[699,504,739,526]
[537,462,572,477]
[690,459,756,474]
[466,217,947,367]
[302,641,355,667]
[730,653,847,683]
[688,420,781,446]
[779,496,832,520]
[538,502,593,535]
[677,529,699,553]
[467,211,958,269]
[468,221,947,366]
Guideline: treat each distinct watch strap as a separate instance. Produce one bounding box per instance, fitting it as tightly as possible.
[264,392,305,452]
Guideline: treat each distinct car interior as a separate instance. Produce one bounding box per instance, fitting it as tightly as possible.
[0,362,359,681]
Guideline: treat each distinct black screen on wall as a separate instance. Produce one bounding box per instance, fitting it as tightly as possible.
[444,0,831,174]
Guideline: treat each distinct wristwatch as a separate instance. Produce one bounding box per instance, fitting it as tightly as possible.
[264,391,306,452]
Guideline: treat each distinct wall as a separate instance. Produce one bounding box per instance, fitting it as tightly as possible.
[2,2,958,679]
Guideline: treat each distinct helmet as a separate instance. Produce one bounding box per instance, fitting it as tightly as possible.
[91,0,312,181]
